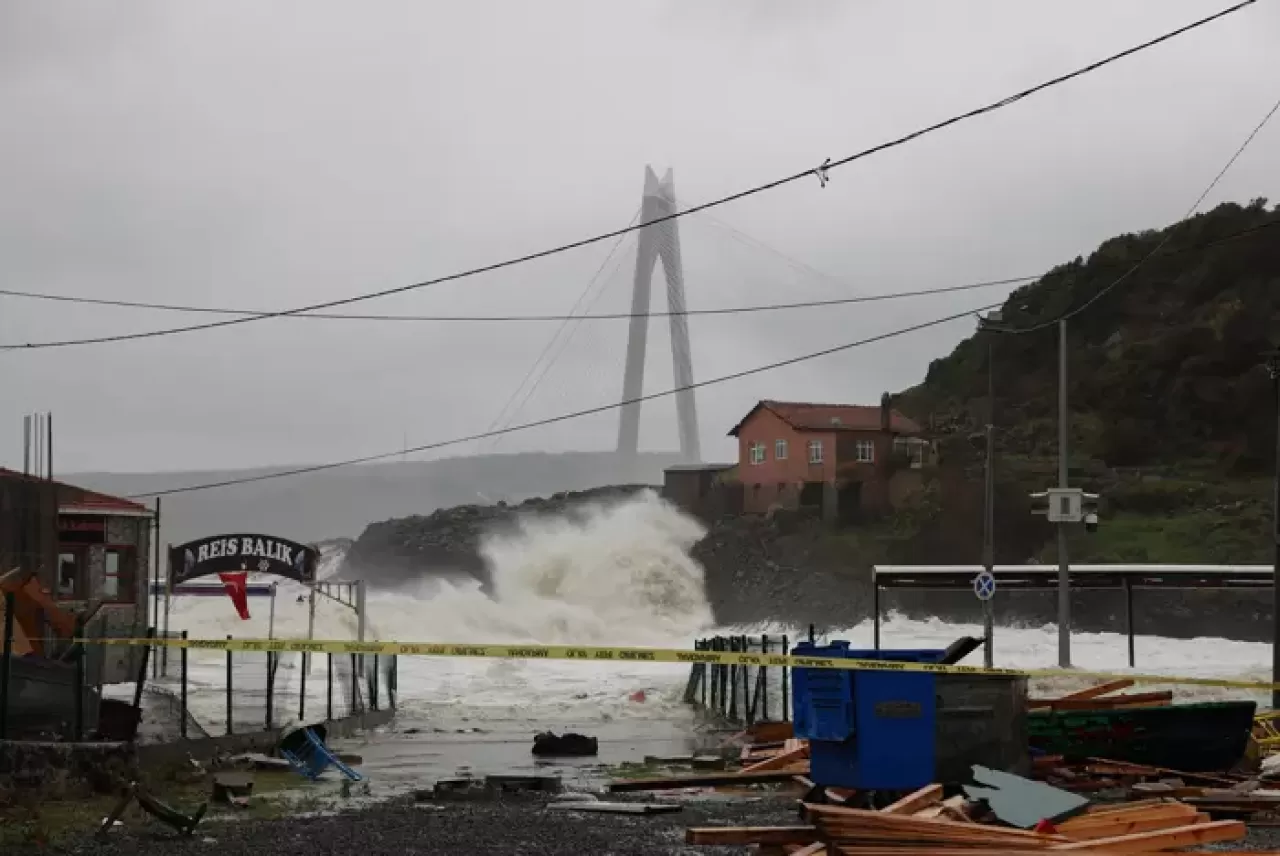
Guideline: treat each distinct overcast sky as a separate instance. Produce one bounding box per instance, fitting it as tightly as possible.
[1,0,1277,476]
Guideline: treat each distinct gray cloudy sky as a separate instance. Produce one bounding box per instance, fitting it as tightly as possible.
[1,0,1277,475]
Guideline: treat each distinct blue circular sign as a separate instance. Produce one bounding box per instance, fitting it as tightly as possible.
[973,570,996,601]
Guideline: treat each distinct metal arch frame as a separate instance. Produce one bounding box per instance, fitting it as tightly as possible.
[871,564,1272,668]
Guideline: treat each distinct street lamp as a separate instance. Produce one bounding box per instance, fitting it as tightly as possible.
[1265,349,1280,709]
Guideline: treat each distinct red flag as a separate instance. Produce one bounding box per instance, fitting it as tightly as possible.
[218,571,251,620]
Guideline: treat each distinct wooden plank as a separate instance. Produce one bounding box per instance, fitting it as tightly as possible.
[1048,819,1245,852]
[611,769,804,792]
[1059,811,1208,840]
[805,804,1069,845]
[880,784,943,815]
[1060,803,1197,830]
[1034,692,1173,712]
[685,826,818,846]
[791,844,827,856]
[1085,757,1237,787]
[1062,679,1135,701]
[548,802,681,815]
[748,721,795,743]
[743,743,810,773]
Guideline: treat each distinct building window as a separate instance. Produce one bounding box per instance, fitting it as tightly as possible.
[855,439,875,463]
[775,439,788,460]
[57,549,85,599]
[103,547,136,602]
[807,439,824,464]
[748,442,766,465]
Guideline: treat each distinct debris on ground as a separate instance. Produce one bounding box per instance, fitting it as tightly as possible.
[604,705,1280,853]
[532,731,599,757]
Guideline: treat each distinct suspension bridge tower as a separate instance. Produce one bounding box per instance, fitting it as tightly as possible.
[616,166,701,464]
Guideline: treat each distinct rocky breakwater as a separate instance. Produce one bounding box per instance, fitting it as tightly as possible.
[338,485,654,592]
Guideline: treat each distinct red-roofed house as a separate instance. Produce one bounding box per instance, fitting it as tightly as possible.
[1,468,153,682]
[727,395,934,518]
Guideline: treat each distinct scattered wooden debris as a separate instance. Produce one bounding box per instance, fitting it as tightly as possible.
[609,769,806,792]
[549,801,681,815]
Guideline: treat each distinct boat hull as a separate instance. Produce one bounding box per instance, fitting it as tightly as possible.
[1028,700,1256,772]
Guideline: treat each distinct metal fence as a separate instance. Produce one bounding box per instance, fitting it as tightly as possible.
[0,608,396,742]
[684,633,792,726]
[144,634,397,739]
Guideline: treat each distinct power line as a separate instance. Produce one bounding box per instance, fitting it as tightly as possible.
[0,275,1034,335]
[126,212,1280,500]
[2,0,1255,354]
[5,216,1274,342]
[129,301,1002,499]
[988,90,1280,336]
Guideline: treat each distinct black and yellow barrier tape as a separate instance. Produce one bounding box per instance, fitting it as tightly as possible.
[88,636,1278,691]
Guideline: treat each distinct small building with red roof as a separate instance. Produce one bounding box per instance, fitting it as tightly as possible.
[726,394,934,518]
[1,467,153,682]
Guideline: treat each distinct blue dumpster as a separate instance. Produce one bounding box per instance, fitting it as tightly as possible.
[791,641,943,790]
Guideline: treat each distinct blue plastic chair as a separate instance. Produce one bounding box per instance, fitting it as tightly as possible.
[279,727,364,782]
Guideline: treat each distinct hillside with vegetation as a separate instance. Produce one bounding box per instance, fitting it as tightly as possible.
[698,200,1280,640]
[894,198,1280,567]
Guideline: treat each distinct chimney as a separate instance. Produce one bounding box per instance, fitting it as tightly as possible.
[880,392,892,433]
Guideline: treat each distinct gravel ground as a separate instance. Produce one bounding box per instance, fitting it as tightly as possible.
[13,793,802,856]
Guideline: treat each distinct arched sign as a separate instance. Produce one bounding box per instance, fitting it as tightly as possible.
[170,534,318,586]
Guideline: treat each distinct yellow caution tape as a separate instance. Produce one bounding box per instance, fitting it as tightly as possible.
[90,636,1280,691]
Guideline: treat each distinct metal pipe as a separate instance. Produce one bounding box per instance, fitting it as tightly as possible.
[265,651,275,730]
[46,412,53,481]
[781,635,790,723]
[73,624,84,740]
[226,635,234,735]
[180,631,188,739]
[1125,577,1136,668]
[1057,318,1072,669]
[1268,351,1280,709]
[151,501,162,678]
[761,633,769,722]
[1,591,15,739]
[327,652,334,721]
[983,336,996,668]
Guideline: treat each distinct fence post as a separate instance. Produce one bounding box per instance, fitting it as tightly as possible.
[707,639,716,712]
[760,633,769,723]
[739,635,750,725]
[731,636,740,723]
[180,631,188,740]
[226,635,234,735]
[327,653,334,721]
[299,651,308,723]
[781,634,790,722]
[721,637,730,720]
[0,590,15,740]
[701,637,711,706]
[265,651,275,731]
[350,653,359,714]
[73,624,85,741]
[372,654,380,712]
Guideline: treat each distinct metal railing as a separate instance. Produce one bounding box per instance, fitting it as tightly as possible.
[684,632,791,726]
[0,609,397,741]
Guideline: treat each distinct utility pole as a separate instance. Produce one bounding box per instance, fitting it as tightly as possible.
[1057,319,1071,669]
[980,312,1001,668]
[1266,349,1280,710]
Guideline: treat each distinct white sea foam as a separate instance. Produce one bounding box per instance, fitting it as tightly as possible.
[146,489,1271,742]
